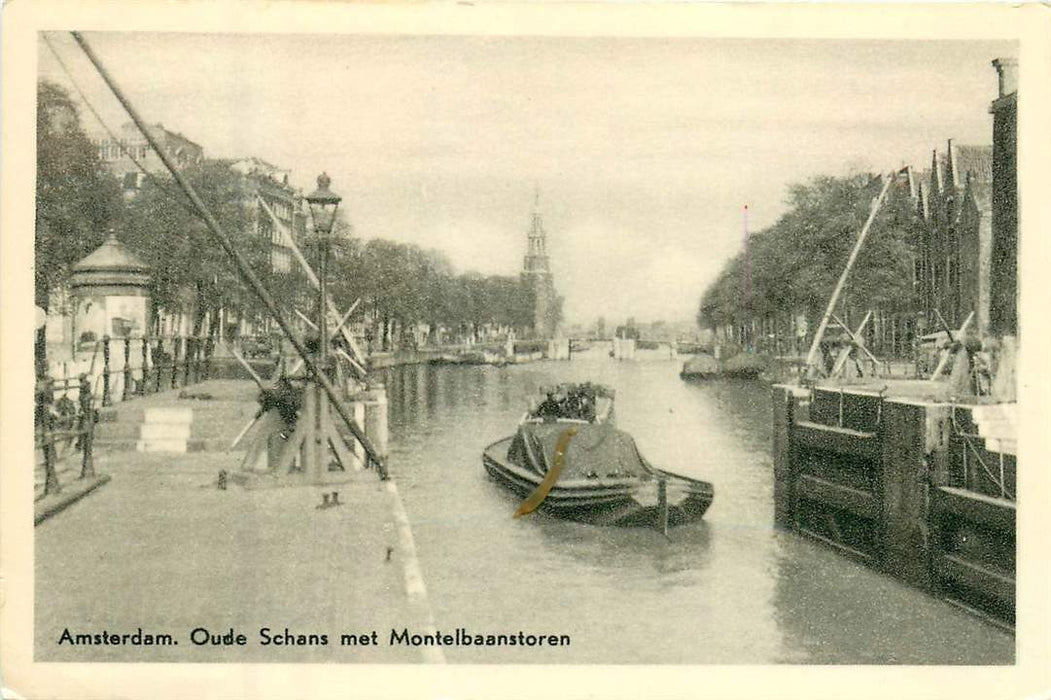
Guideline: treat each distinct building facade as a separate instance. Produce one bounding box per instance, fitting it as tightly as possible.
[94,122,204,195]
[229,157,305,275]
[916,141,994,335]
[915,57,1017,342]
[989,57,1018,338]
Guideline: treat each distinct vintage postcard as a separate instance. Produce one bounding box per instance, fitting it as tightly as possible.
[2,1,1049,699]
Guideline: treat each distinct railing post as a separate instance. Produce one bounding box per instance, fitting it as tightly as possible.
[203,336,214,381]
[122,337,132,401]
[101,335,112,407]
[171,336,180,389]
[37,378,61,496]
[139,336,148,396]
[78,373,95,479]
[154,337,164,393]
[183,336,192,387]
[191,337,200,383]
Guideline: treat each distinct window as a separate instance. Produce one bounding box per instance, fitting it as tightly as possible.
[272,249,291,273]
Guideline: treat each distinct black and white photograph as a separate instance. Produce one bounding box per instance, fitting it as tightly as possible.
[2,2,1050,699]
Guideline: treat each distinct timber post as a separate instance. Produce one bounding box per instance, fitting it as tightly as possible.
[771,385,797,530]
[658,478,669,536]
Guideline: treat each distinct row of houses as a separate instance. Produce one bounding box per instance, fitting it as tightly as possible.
[93,122,305,279]
[918,56,1017,344]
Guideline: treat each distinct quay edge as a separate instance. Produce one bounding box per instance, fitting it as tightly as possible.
[772,382,1016,626]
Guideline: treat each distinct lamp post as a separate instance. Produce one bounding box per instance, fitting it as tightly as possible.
[305,172,342,369]
[304,173,342,480]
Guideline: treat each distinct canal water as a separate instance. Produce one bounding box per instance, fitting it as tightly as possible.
[382,348,1014,664]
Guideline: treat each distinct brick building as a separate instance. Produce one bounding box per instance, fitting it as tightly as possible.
[916,141,994,335]
[989,57,1018,338]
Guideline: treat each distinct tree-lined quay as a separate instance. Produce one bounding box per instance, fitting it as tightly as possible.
[697,173,922,357]
[36,80,553,374]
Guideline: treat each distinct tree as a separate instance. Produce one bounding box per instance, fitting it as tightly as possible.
[121,159,272,335]
[697,171,922,350]
[35,81,123,375]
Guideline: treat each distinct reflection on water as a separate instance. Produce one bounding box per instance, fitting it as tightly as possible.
[382,354,1013,664]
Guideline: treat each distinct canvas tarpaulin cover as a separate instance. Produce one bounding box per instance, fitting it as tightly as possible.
[510,423,651,480]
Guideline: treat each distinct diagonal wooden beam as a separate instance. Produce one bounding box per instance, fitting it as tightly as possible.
[225,343,266,389]
[330,298,361,342]
[294,308,319,333]
[803,173,897,380]
[830,311,875,376]
[257,195,368,373]
[931,311,974,381]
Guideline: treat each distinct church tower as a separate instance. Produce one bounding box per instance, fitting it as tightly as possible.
[521,188,559,338]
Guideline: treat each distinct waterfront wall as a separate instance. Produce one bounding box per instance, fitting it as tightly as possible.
[772,384,1016,624]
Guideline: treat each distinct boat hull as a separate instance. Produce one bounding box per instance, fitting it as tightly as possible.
[482,437,713,527]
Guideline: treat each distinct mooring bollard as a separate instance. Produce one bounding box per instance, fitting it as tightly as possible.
[78,374,95,479]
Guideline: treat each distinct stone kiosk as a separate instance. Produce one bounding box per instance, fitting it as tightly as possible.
[69,232,151,401]
[69,232,151,349]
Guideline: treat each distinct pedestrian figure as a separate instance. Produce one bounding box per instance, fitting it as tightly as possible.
[217,470,227,490]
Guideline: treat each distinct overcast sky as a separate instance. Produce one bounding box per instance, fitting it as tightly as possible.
[39,33,1016,325]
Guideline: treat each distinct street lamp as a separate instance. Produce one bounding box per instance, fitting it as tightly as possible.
[305,172,342,366]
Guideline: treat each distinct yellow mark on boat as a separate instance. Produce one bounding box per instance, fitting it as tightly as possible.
[513,427,578,518]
